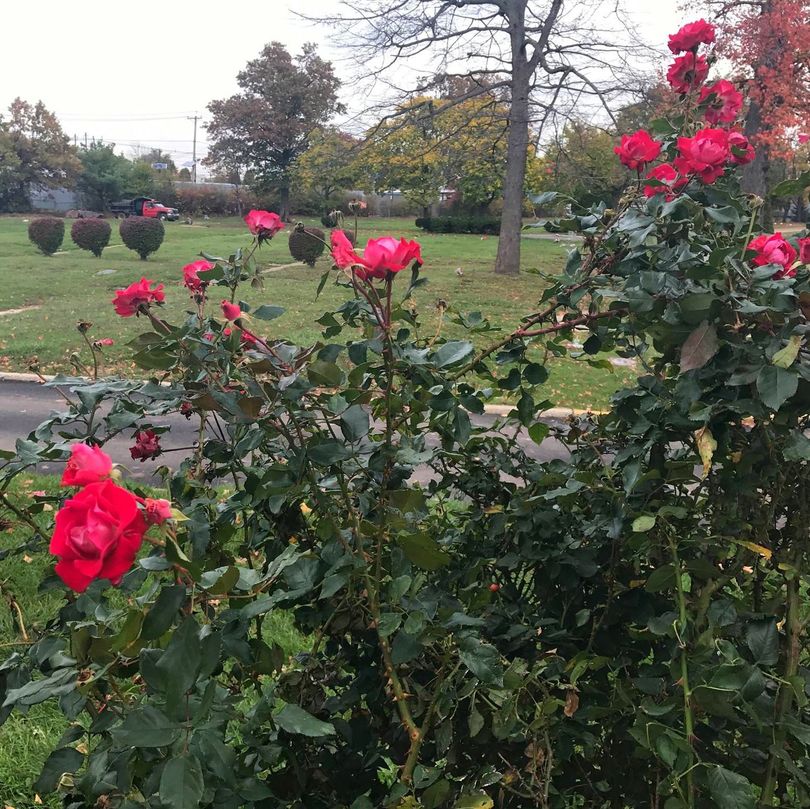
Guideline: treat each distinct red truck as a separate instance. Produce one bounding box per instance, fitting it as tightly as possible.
[109,196,179,221]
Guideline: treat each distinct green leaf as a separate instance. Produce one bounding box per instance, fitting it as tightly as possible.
[757,365,798,411]
[454,794,494,809]
[307,360,344,387]
[772,334,803,369]
[433,340,474,368]
[528,422,550,445]
[707,765,755,809]
[771,170,810,198]
[141,584,186,640]
[308,439,352,465]
[110,706,181,747]
[34,747,84,793]
[252,304,285,321]
[274,703,335,737]
[340,404,369,443]
[157,617,201,701]
[746,619,779,666]
[159,755,204,809]
[645,564,677,593]
[632,515,656,532]
[784,430,810,461]
[458,634,503,686]
[398,533,451,570]
[680,321,719,373]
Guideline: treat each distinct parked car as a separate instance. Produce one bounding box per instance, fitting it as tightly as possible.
[109,197,179,221]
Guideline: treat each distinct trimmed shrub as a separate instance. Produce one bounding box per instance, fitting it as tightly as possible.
[119,217,165,260]
[289,226,326,266]
[71,218,111,257]
[415,215,500,235]
[27,217,65,255]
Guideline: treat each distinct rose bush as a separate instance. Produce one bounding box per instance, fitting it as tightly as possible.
[2,21,810,809]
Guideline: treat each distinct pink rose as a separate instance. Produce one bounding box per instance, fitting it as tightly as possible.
[112,278,165,317]
[244,210,284,241]
[667,53,709,94]
[221,300,242,321]
[700,80,743,124]
[50,480,147,592]
[728,131,755,165]
[643,163,685,199]
[331,229,362,269]
[800,237,810,264]
[799,133,810,145]
[61,443,113,488]
[95,338,115,347]
[668,19,716,53]
[130,430,162,462]
[614,130,663,171]
[357,237,423,280]
[747,233,798,279]
[676,128,729,184]
[183,259,215,292]
[144,498,172,525]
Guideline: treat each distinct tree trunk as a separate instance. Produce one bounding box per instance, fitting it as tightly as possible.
[279,185,290,221]
[741,100,774,230]
[495,5,531,276]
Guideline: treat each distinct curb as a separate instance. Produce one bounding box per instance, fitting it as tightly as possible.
[0,372,603,421]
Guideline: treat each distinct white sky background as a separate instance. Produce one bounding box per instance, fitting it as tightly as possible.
[0,0,684,176]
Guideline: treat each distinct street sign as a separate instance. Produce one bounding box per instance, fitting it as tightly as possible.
[151,162,169,170]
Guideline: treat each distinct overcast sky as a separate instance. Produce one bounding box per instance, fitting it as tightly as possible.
[1,0,683,174]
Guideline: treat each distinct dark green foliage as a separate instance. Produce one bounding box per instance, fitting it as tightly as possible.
[70,218,111,257]
[27,217,64,255]
[3,126,810,809]
[119,217,164,260]
[288,226,326,266]
[416,215,500,234]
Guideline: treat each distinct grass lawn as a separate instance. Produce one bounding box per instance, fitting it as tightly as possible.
[0,215,635,409]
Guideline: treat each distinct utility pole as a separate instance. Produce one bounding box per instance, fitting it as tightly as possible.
[187,113,199,183]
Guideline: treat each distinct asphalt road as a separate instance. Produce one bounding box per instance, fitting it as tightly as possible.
[0,378,569,485]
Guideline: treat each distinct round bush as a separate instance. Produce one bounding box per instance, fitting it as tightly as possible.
[119,217,165,260]
[71,218,111,257]
[27,217,64,256]
[288,226,326,266]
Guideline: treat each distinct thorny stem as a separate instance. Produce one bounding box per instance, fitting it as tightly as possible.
[669,535,695,809]
[79,329,99,380]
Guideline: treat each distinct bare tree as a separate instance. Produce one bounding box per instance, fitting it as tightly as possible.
[306,0,650,274]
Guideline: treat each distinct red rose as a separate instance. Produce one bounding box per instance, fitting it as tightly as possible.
[799,133,810,145]
[221,300,242,321]
[112,278,165,317]
[50,480,147,592]
[144,497,172,525]
[61,443,113,488]
[614,130,662,171]
[676,128,729,184]
[700,80,743,124]
[667,53,709,94]
[728,131,755,165]
[130,429,162,462]
[180,401,194,418]
[668,19,716,53]
[244,210,283,241]
[643,163,685,199]
[183,259,215,292]
[800,238,810,264]
[331,229,361,269]
[357,236,423,280]
[747,233,798,278]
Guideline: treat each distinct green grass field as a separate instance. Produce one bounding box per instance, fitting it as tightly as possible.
[0,215,635,409]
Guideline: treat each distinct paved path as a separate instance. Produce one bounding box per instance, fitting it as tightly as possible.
[0,379,569,486]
